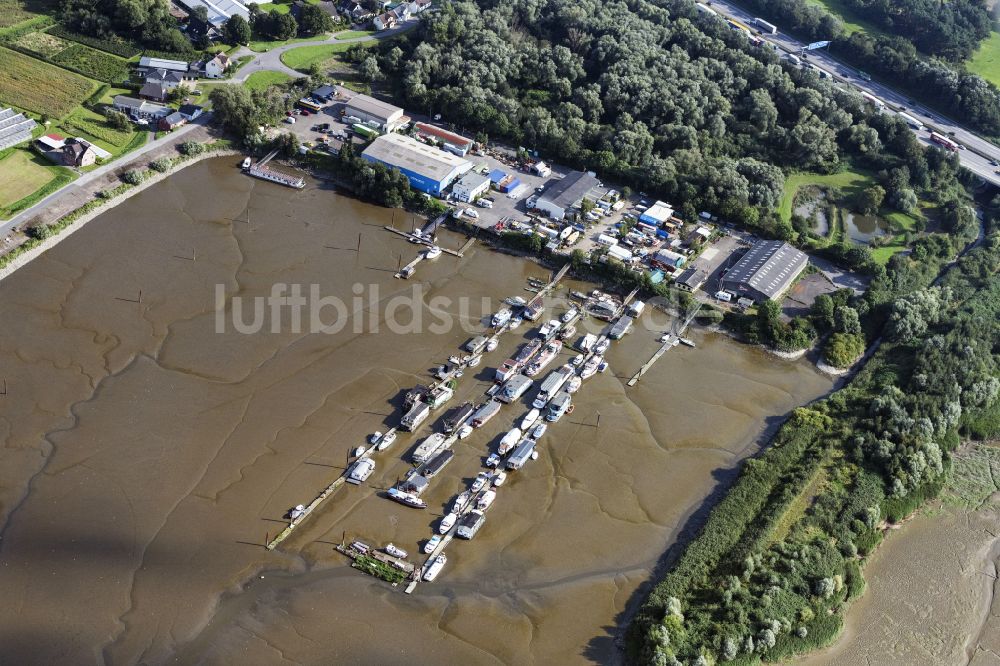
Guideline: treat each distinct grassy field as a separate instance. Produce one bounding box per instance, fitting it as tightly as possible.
[0,46,96,117]
[244,70,293,90]
[0,149,55,207]
[0,149,75,219]
[778,169,873,222]
[248,33,330,53]
[803,0,878,35]
[0,0,51,28]
[12,29,69,57]
[969,31,1000,88]
[280,41,373,71]
[51,43,130,83]
[62,107,135,148]
[335,30,375,40]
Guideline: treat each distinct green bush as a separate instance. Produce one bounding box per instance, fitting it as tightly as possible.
[823,333,865,368]
[122,169,144,185]
[178,141,205,156]
[149,158,171,173]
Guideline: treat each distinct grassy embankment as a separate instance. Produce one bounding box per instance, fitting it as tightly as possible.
[780,168,920,265]
[969,31,1000,88]
[244,70,294,91]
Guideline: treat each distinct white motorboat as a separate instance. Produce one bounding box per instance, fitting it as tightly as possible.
[493,471,508,486]
[409,229,424,243]
[241,157,252,169]
[505,296,527,307]
[457,424,474,439]
[578,333,598,352]
[597,360,609,373]
[580,355,603,380]
[570,353,584,367]
[538,319,560,338]
[424,535,442,554]
[368,431,383,444]
[439,512,457,534]
[486,337,499,353]
[486,453,501,467]
[520,409,540,430]
[531,422,547,439]
[510,316,524,329]
[289,504,306,520]
[387,487,427,509]
[566,376,582,394]
[376,429,397,451]
[465,354,482,368]
[558,324,577,341]
[491,308,512,327]
[594,338,610,355]
[477,489,497,510]
[531,450,540,460]
[679,338,696,348]
[384,543,408,559]
[471,472,490,493]
[353,446,365,457]
[424,245,442,259]
[499,427,523,454]
[452,491,471,513]
[561,308,579,323]
[423,553,447,581]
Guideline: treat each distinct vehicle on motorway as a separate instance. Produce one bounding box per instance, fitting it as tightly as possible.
[930,132,960,152]
[753,17,777,34]
[897,112,923,131]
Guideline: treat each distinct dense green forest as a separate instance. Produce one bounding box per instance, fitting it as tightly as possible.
[376,0,964,237]
[627,201,999,664]
[58,0,192,53]
[734,0,1000,135]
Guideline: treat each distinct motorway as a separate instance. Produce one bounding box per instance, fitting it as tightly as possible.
[703,0,1000,186]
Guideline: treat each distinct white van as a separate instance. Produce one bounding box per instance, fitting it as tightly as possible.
[714,291,733,303]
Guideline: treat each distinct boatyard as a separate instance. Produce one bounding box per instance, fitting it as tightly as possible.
[0,158,837,665]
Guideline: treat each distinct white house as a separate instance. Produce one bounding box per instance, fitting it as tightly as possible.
[203,53,231,78]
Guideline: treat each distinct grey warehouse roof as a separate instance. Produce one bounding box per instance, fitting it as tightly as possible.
[362,133,471,181]
[345,94,403,122]
[539,170,600,209]
[725,240,807,299]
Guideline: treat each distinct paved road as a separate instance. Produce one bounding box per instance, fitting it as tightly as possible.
[229,22,417,81]
[0,115,211,237]
[703,0,1000,186]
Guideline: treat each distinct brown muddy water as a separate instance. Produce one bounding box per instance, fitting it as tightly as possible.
[0,158,834,664]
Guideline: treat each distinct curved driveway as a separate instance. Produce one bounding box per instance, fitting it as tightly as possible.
[229,22,416,81]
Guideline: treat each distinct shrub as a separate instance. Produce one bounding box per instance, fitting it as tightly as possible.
[149,158,171,173]
[122,169,144,185]
[178,141,205,156]
[823,333,865,368]
[25,224,53,240]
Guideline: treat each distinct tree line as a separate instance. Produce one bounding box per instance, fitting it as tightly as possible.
[376,0,964,245]
[729,0,1000,135]
[59,0,192,53]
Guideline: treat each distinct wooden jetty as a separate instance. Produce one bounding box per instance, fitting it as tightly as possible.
[383,226,467,258]
[246,149,305,189]
[626,303,702,387]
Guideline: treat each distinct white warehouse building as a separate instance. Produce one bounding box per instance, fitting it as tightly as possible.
[451,172,490,203]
